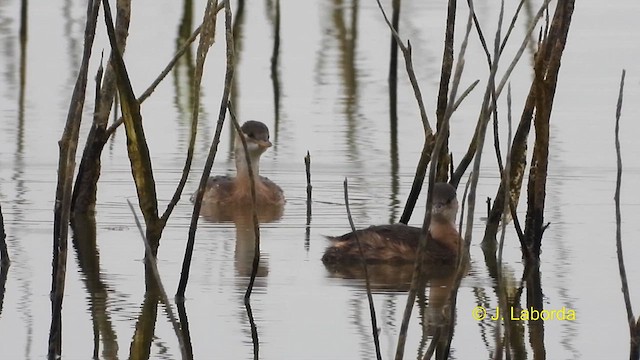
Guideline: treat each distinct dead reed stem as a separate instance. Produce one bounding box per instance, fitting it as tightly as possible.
[614,69,640,359]
[434,0,457,181]
[103,0,165,283]
[437,176,471,358]
[127,200,188,359]
[226,102,261,301]
[394,95,452,360]
[376,0,474,355]
[105,2,226,138]
[72,0,130,214]
[343,178,383,360]
[72,56,105,214]
[523,0,574,259]
[160,0,221,226]
[462,0,503,248]
[177,0,234,300]
[451,0,553,189]
[228,100,263,358]
[494,67,513,360]
[375,0,434,225]
[49,1,100,357]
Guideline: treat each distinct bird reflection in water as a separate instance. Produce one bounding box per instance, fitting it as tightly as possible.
[194,121,284,280]
[322,182,468,351]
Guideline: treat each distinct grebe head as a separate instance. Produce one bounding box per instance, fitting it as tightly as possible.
[236,120,272,156]
[431,182,458,224]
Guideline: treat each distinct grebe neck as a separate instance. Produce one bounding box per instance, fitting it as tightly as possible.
[234,146,262,183]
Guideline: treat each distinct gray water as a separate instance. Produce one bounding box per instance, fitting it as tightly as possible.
[1,0,640,359]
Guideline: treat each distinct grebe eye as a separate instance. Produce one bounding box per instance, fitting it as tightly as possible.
[247,132,255,139]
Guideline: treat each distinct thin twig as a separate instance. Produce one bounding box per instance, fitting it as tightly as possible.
[343,178,382,360]
[388,0,474,355]
[495,51,513,360]
[127,200,188,359]
[176,0,234,300]
[376,0,433,224]
[375,0,431,135]
[439,174,472,358]
[227,102,261,301]
[105,2,226,138]
[505,84,527,253]
[614,69,637,338]
[394,91,451,360]
[451,0,553,187]
[450,80,480,114]
[160,0,222,225]
[463,0,503,248]
[490,1,506,180]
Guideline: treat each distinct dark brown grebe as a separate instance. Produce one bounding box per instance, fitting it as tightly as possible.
[322,182,460,265]
[196,121,285,216]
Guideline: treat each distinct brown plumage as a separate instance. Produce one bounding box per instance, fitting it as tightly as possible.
[322,182,460,265]
[194,121,284,221]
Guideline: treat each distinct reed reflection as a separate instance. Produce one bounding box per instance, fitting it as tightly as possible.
[227,0,246,159]
[199,193,282,280]
[0,201,8,318]
[70,214,119,359]
[332,0,361,163]
[198,195,281,360]
[173,0,195,146]
[197,118,284,359]
[62,0,82,82]
[1,1,35,356]
[128,286,161,360]
[326,261,466,359]
[265,0,282,142]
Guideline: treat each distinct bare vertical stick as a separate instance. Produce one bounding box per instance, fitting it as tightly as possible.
[227,103,261,300]
[494,77,513,360]
[450,0,554,188]
[375,0,435,226]
[343,178,382,360]
[434,0,457,181]
[228,102,262,359]
[71,0,130,214]
[614,69,640,358]
[159,0,221,226]
[177,0,234,300]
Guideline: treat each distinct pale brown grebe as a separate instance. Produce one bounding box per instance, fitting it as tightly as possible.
[196,121,284,215]
[322,182,460,264]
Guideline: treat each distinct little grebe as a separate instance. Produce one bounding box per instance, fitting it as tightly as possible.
[322,182,460,265]
[196,121,285,210]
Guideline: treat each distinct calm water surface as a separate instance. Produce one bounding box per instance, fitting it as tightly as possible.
[1,0,640,359]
